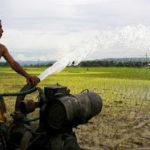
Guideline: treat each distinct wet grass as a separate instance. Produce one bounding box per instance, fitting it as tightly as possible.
[0,66,150,149]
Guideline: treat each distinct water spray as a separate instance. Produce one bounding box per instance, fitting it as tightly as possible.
[38,24,150,81]
[38,39,98,81]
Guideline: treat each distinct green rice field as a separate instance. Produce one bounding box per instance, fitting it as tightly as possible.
[0,67,150,150]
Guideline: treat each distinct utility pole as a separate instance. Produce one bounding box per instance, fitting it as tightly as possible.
[146,52,148,65]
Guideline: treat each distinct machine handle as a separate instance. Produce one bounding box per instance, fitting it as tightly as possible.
[81,89,89,93]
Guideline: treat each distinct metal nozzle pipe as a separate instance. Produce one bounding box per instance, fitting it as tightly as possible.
[20,100,39,114]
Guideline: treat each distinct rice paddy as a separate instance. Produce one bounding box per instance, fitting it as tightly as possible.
[0,66,150,150]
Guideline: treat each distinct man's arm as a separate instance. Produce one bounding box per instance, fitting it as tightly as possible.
[2,44,30,78]
[1,44,40,85]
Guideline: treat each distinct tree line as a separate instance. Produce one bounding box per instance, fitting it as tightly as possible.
[0,61,149,67]
[0,62,9,66]
[79,60,148,67]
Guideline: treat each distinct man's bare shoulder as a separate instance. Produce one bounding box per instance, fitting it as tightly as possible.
[0,43,7,50]
[0,43,8,54]
[0,43,9,58]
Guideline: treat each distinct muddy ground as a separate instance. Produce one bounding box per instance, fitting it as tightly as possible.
[75,98,150,150]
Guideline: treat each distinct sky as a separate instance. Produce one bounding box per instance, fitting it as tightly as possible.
[0,0,150,61]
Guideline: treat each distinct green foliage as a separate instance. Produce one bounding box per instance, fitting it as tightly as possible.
[0,62,9,66]
[79,60,148,67]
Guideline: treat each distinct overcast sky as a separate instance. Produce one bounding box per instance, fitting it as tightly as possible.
[0,0,150,61]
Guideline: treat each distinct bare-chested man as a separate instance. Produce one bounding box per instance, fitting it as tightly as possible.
[0,20,40,85]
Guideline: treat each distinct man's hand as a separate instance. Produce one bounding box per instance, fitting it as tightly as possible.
[26,75,40,86]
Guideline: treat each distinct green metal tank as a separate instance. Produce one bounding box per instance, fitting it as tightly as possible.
[47,89,102,129]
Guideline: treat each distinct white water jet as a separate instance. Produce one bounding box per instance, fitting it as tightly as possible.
[39,24,150,81]
[38,39,98,81]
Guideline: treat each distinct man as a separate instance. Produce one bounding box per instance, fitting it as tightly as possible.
[0,20,40,85]
[0,20,40,124]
